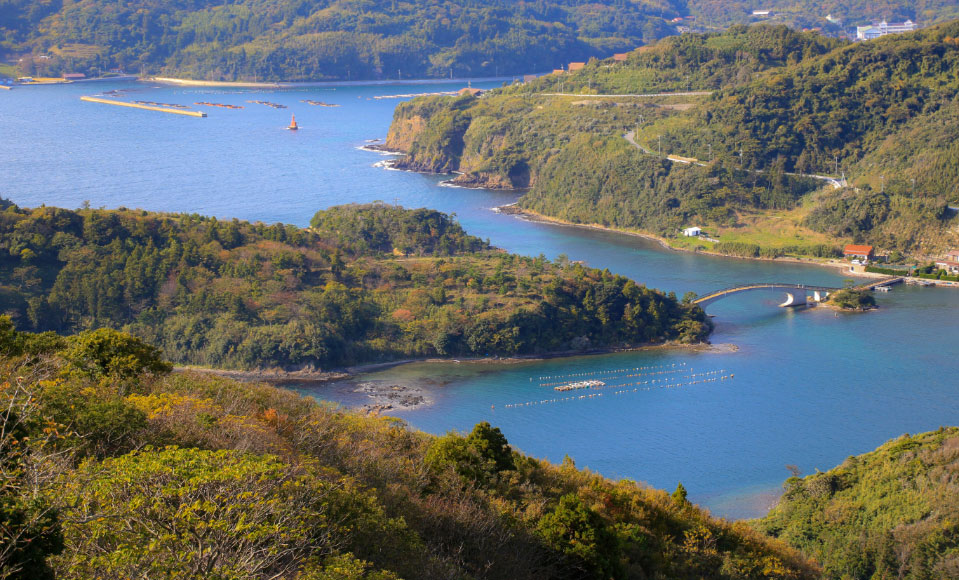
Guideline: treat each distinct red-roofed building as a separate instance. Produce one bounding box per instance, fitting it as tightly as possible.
[567,62,585,72]
[946,250,959,261]
[843,244,874,260]
[62,73,86,81]
[612,53,629,62]
[458,87,483,97]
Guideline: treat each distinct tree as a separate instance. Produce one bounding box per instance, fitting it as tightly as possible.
[672,482,689,505]
[55,447,338,579]
[0,366,66,579]
[425,421,515,484]
[536,493,621,579]
[61,329,172,386]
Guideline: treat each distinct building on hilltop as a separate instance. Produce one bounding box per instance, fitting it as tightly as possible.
[612,53,629,62]
[567,62,585,72]
[458,87,483,97]
[856,20,917,40]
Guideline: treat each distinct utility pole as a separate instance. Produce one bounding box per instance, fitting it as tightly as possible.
[658,135,662,157]
[880,175,885,193]
[707,143,712,161]
[834,155,838,176]
[911,178,916,193]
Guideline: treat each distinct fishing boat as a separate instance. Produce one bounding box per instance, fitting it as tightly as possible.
[287,114,298,131]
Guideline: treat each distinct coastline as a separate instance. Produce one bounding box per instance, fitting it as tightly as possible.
[147,75,515,89]
[362,147,884,280]
[496,204,876,279]
[174,341,737,386]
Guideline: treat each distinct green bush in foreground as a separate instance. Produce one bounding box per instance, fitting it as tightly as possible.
[756,428,959,580]
[0,328,819,579]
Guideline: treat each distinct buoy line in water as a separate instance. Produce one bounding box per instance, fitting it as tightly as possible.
[535,362,687,382]
[586,369,727,391]
[539,366,695,387]
[500,372,734,409]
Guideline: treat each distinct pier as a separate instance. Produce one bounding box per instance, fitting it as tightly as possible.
[80,96,207,117]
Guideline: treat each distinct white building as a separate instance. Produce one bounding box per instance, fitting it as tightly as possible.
[856,20,917,41]
[683,227,702,237]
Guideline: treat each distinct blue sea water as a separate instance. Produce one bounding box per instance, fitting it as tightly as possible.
[2,80,958,519]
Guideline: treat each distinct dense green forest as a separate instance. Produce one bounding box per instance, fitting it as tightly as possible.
[3,0,959,81]
[0,0,680,81]
[386,22,959,254]
[0,327,822,579]
[0,201,710,370]
[756,428,959,579]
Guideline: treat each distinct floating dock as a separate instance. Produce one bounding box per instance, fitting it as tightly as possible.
[80,96,207,117]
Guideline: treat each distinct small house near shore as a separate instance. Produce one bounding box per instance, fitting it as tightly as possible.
[843,244,874,260]
[935,250,959,273]
[683,227,702,237]
[62,73,86,81]
[935,260,959,274]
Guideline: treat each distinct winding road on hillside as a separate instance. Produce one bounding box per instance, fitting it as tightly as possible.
[544,91,714,98]
[623,130,842,189]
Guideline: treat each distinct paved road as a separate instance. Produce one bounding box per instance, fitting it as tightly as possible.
[543,91,714,98]
[623,131,842,189]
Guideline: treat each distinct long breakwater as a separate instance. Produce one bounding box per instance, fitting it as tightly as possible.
[80,96,207,117]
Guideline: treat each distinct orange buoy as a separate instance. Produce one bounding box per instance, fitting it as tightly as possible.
[287,114,298,130]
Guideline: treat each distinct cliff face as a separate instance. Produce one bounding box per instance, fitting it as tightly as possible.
[384,95,531,189]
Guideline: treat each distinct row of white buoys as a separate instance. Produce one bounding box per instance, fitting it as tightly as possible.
[535,362,687,382]
[583,369,726,391]
[539,366,693,387]
[502,371,734,409]
[610,375,733,395]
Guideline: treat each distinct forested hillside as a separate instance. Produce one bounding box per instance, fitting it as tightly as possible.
[0,328,820,579]
[4,0,959,81]
[385,22,959,255]
[0,0,679,81]
[0,201,709,370]
[756,428,959,579]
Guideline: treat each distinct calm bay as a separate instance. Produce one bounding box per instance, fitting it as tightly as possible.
[2,80,957,518]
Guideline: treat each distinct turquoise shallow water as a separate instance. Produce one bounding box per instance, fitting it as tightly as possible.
[2,81,958,519]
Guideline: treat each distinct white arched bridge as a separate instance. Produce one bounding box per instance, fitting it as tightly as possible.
[693,283,840,308]
[692,277,903,308]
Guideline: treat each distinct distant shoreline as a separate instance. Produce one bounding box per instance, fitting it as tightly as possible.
[495,204,875,279]
[174,341,737,385]
[147,75,517,89]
